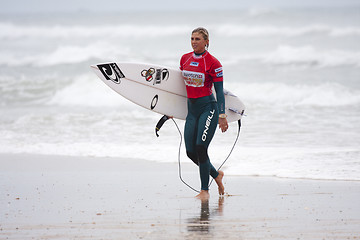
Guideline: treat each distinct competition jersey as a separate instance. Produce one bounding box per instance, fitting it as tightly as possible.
[180,51,223,99]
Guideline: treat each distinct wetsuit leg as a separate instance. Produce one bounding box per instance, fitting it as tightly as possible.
[184,96,220,191]
[195,102,219,190]
[184,112,199,165]
[184,103,218,170]
[184,129,218,174]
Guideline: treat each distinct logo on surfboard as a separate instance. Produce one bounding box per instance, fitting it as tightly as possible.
[97,63,125,84]
[141,68,156,82]
[141,68,169,85]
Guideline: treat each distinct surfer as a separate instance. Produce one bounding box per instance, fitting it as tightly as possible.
[180,27,228,200]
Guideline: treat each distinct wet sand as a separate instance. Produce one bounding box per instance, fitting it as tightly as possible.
[1,153,359,239]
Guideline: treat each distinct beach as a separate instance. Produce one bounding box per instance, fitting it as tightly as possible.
[1,153,359,239]
[1,3,360,239]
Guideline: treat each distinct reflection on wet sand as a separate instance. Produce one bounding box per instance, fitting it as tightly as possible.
[187,197,224,234]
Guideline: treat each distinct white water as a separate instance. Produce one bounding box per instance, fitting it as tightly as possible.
[0,8,359,181]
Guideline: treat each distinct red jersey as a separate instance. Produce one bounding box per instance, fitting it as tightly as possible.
[180,51,223,98]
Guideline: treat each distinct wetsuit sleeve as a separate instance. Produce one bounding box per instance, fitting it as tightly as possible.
[214,81,225,114]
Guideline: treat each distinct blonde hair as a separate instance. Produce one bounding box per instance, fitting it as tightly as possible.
[192,27,210,50]
[192,27,209,41]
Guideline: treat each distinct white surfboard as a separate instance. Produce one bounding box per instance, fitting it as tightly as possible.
[90,62,245,122]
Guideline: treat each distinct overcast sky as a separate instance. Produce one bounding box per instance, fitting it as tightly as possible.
[2,0,360,14]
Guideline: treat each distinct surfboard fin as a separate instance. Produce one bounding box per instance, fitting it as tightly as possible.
[155,115,171,137]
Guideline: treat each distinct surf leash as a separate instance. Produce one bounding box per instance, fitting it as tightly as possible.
[155,115,242,193]
[208,119,241,188]
[155,115,171,137]
[155,115,200,192]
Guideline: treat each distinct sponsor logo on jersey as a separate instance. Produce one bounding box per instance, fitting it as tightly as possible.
[215,67,223,73]
[190,62,199,67]
[182,70,205,87]
[216,72,223,78]
[97,63,124,84]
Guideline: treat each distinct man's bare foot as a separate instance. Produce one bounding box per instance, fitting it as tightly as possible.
[215,170,225,195]
[195,190,210,200]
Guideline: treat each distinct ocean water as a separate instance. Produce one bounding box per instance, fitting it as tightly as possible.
[0,7,359,181]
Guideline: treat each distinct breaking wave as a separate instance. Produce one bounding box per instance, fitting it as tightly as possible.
[1,22,360,40]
